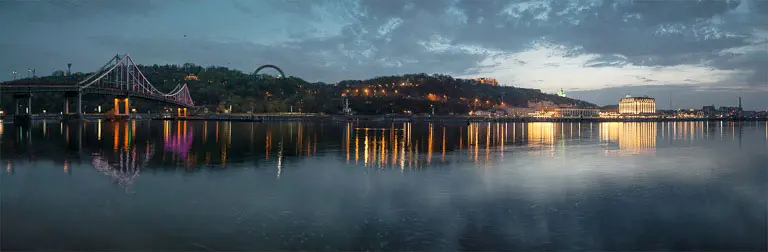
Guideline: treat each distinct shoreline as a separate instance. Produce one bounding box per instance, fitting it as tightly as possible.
[3,114,766,123]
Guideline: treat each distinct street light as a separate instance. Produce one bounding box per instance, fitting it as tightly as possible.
[27,68,31,78]
[11,70,17,80]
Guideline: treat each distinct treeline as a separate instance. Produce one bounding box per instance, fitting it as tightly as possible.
[1,64,594,115]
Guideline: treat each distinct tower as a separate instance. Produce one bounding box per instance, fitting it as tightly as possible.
[738,96,742,110]
[67,63,72,76]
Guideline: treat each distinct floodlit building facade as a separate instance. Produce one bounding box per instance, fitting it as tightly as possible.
[619,96,656,115]
[472,77,499,86]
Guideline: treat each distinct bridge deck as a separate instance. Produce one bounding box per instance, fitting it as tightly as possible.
[1,83,191,107]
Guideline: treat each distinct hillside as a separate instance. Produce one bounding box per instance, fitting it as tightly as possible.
[1,64,595,115]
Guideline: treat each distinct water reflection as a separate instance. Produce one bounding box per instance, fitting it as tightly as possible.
[2,121,765,176]
[600,122,657,156]
[2,120,767,251]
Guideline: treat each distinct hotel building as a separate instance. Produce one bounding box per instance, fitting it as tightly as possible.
[619,96,656,115]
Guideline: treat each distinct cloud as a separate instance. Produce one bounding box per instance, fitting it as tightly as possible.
[569,84,768,110]
[0,0,161,23]
[460,41,743,91]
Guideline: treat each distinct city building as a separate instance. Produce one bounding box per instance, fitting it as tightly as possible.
[676,109,704,118]
[619,96,656,115]
[527,99,557,111]
[553,108,599,118]
[718,106,741,117]
[602,105,619,113]
[702,105,716,117]
[184,74,199,81]
[600,105,621,118]
[472,77,499,86]
[502,107,535,117]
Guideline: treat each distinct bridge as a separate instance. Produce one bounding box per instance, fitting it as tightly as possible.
[1,54,195,120]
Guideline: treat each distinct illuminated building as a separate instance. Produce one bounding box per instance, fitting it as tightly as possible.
[619,96,656,115]
[553,108,599,118]
[469,110,495,117]
[502,107,535,117]
[184,74,199,81]
[599,105,620,118]
[527,100,557,110]
[676,109,703,118]
[472,77,499,86]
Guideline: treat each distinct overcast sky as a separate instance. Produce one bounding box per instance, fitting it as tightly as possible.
[1,0,766,109]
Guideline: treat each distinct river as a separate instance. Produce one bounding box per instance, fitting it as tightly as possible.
[1,120,766,250]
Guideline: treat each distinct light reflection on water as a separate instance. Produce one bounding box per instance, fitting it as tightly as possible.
[2,120,765,173]
[1,120,766,250]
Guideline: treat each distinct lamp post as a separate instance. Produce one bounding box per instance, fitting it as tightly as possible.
[27,68,31,78]
[12,70,17,80]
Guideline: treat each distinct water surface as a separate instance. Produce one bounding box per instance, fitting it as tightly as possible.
[2,120,766,250]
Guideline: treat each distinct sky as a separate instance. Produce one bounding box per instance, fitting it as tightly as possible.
[1,0,766,109]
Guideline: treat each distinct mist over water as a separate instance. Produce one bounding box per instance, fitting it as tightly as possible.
[2,120,766,251]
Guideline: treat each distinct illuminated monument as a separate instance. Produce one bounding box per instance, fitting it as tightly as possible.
[619,96,656,115]
[556,88,567,97]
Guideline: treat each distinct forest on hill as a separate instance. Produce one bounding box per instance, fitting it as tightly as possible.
[1,63,595,115]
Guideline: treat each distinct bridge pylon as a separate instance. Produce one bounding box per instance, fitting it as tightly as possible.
[177,107,188,118]
[12,93,33,124]
[63,91,84,120]
[113,97,130,118]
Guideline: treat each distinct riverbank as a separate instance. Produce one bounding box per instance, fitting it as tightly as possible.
[3,113,766,123]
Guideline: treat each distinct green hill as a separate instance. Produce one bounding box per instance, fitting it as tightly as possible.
[1,64,595,115]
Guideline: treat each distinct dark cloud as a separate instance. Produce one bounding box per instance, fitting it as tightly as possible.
[1,0,767,107]
[624,0,740,24]
[0,0,160,23]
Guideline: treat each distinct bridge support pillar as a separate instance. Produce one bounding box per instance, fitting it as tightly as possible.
[12,93,33,124]
[63,91,83,120]
[113,97,129,118]
[76,92,82,117]
[176,108,188,118]
[123,97,129,116]
[13,93,33,115]
[114,98,120,115]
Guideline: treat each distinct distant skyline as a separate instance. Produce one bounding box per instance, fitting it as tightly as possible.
[1,0,766,109]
